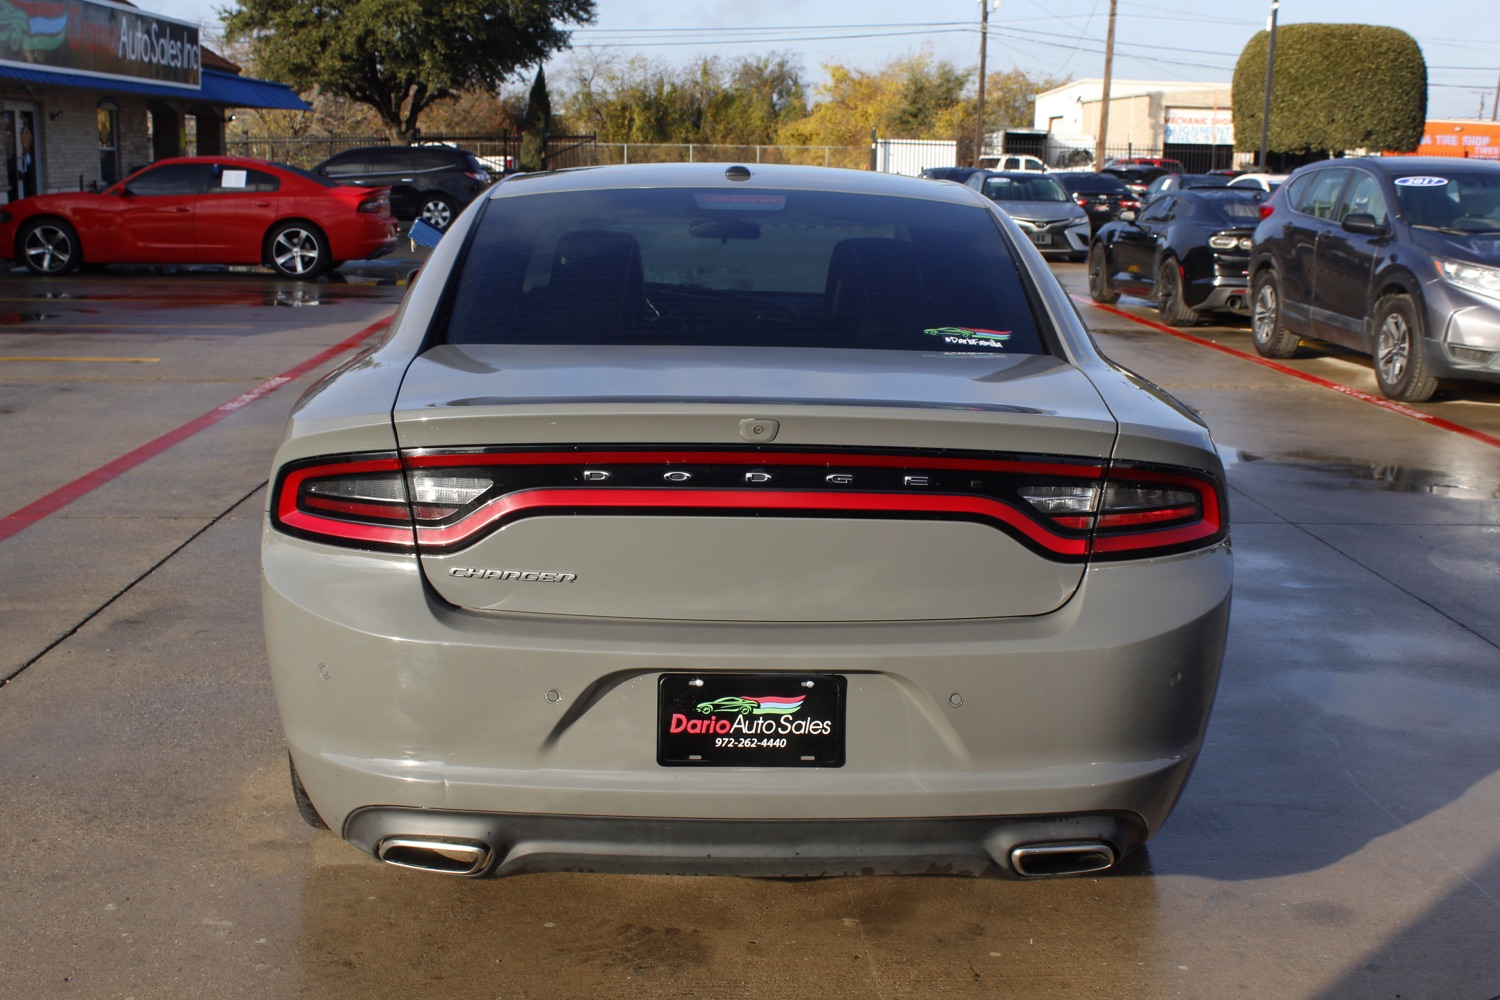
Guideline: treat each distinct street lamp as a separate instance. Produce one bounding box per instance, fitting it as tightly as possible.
[1258,0,1280,170]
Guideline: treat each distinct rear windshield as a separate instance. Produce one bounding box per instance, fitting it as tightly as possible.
[1057,174,1129,194]
[1193,189,1266,222]
[441,186,1047,354]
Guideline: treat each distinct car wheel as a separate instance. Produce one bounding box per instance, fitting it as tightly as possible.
[1087,243,1119,304]
[267,222,330,277]
[19,218,82,275]
[1250,269,1299,358]
[418,194,458,230]
[1373,293,1438,402]
[1156,257,1199,326]
[289,755,328,830]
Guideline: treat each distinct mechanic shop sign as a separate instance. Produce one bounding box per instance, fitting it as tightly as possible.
[0,0,201,89]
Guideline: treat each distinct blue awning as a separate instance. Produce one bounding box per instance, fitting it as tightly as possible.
[0,64,309,110]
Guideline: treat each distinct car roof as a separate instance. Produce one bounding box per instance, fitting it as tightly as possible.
[489,162,986,207]
[1299,156,1500,177]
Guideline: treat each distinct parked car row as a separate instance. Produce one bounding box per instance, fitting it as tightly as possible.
[0,142,507,276]
[1083,155,1500,402]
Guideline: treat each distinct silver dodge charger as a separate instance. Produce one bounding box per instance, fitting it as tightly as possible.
[262,163,1232,879]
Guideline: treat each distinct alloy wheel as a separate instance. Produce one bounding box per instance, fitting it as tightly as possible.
[24,225,74,273]
[1376,310,1411,384]
[271,228,321,275]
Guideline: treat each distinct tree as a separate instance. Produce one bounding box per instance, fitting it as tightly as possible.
[221,0,596,144]
[776,51,972,149]
[1232,24,1427,157]
[519,67,552,171]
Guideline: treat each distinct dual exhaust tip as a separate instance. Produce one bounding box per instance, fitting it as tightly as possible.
[376,836,492,877]
[372,834,1116,879]
[1008,840,1116,878]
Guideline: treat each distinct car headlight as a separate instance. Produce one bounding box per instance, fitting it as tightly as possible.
[1067,216,1090,229]
[1436,258,1500,301]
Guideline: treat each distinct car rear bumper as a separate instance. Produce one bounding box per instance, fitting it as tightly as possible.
[1186,274,1250,314]
[342,807,1150,878]
[265,526,1232,874]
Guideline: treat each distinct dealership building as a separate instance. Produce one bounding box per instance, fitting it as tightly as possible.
[1032,79,1246,172]
[0,0,307,203]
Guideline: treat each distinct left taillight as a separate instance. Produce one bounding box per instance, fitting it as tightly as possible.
[270,454,502,550]
[357,192,389,214]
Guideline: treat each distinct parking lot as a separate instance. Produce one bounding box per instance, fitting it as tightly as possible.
[2,257,1498,999]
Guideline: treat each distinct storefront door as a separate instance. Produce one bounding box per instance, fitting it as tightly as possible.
[3,103,42,201]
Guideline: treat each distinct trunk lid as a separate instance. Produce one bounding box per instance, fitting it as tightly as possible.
[392,345,1118,622]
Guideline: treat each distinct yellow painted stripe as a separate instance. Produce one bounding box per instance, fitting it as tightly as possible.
[0,356,160,362]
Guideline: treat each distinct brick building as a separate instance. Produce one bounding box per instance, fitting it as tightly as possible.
[0,0,307,202]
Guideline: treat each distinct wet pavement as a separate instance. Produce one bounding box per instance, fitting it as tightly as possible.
[1,261,1498,999]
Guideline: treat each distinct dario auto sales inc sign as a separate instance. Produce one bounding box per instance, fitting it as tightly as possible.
[0,0,201,89]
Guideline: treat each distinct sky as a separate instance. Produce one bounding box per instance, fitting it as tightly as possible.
[135,0,1496,122]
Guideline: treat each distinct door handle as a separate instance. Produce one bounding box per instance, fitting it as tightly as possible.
[176,206,190,212]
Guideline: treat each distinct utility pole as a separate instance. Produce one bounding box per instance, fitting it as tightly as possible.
[1492,68,1499,121]
[1092,0,1116,171]
[976,0,992,167]
[1258,0,1280,169]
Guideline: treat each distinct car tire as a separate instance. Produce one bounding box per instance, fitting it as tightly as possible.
[1250,269,1299,358]
[1372,293,1439,402]
[1156,257,1199,326]
[266,221,331,277]
[19,218,82,275]
[289,755,329,829]
[418,194,458,230]
[1087,243,1119,304]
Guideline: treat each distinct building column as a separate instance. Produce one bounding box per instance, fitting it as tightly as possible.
[148,101,182,160]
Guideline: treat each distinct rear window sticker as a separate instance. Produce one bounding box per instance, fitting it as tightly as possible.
[1394,176,1450,187]
[924,326,1012,348]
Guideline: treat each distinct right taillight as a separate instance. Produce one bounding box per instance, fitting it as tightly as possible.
[1019,463,1226,559]
[1259,202,1275,220]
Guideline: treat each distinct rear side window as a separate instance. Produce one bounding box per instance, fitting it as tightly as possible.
[442,187,1048,355]
[126,163,206,196]
[412,148,459,170]
[208,164,279,193]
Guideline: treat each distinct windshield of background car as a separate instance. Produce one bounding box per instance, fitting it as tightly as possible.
[441,187,1048,354]
[1392,169,1500,233]
[981,175,1068,203]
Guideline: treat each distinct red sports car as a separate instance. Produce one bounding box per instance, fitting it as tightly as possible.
[0,156,398,277]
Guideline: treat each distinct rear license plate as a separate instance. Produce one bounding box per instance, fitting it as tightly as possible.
[657,673,846,767]
[1031,233,1053,246]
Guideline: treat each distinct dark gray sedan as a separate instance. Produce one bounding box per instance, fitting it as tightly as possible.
[263,163,1231,880]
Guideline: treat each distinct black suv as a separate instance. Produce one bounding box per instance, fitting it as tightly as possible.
[1249,156,1500,401]
[312,145,491,229]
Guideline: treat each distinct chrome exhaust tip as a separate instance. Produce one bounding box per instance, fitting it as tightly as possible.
[375,836,492,877]
[1010,841,1116,878]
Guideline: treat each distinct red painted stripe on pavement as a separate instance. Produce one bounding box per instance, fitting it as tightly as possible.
[1076,295,1500,451]
[0,316,391,545]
